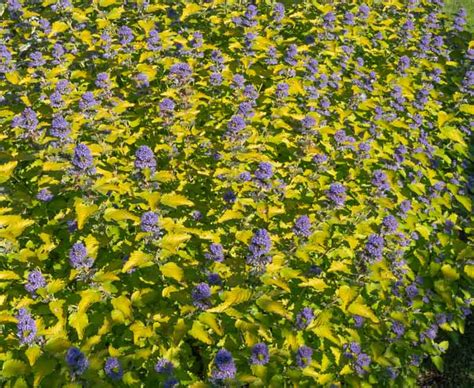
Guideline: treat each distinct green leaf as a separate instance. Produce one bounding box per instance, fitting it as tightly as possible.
[2,360,29,378]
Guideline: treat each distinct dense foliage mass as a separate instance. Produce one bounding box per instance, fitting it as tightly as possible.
[0,0,473,386]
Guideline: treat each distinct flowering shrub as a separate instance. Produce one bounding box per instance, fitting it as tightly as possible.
[0,0,473,386]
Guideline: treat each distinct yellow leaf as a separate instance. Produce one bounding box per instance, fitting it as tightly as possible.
[122,250,152,272]
[441,264,459,281]
[49,21,68,36]
[181,3,201,19]
[99,0,117,6]
[208,287,252,313]
[347,298,379,323]
[25,346,42,366]
[189,321,213,344]
[75,200,98,230]
[460,104,474,115]
[107,6,124,19]
[464,265,474,278]
[217,209,243,223]
[199,313,223,336]
[256,296,290,318]
[160,262,184,282]
[0,271,20,280]
[299,278,328,291]
[68,312,88,340]
[313,326,340,345]
[0,161,17,183]
[5,72,20,85]
[338,285,358,311]
[161,233,191,253]
[160,193,194,208]
[111,295,133,319]
[137,64,157,81]
[78,289,102,314]
[104,208,139,222]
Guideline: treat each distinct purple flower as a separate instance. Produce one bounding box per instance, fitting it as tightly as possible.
[238,102,254,118]
[295,307,314,330]
[313,153,328,164]
[29,51,45,67]
[11,108,39,136]
[387,367,399,380]
[364,234,384,261]
[140,211,159,233]
[247,229,272,267]
[354,315,364,328]
[134,145,156,172]
[301,116,316,129]
[49,91,63,108]
[212,349,236,380]
[273,3,285,22]
[355,353,371,374]
[104,357,123,381]
[155,358,174,375]
[406,284,419,299]
[232,74,245,89]
[72,144,94,172]
[227,115,246,133]
[66,347,89,376]
[95,72,109,89]
[293,215,312,237]
[400,200,411,214]
[36,188,54,202]
[295,346,312,368]
[147,29,161,51]
[207,272,222,286]
[210,72,223,86]
[205,243,224,262]
[118,26,134,45]
[16,308,37,346]
[69,242,93,270]
[160,98,175,113]
[50,115,70,139]
[169,62,192,84]
[223,190,236,204]
[326,183,347,206]
[254,162,273,180]
[392,321,405,338]
[382,215,398,233]
[239,171,252,182]
[372,170,390,193]
[192,283,211,310]
[250,343,270,365]
[136,73,149,88]
[79,92,97,110]
[25,270,46,294]
[276,82,289,99]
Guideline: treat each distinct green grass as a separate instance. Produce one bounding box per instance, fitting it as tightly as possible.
[445,0,474,31]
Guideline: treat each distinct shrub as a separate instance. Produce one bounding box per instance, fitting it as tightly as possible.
[0,0,472,386]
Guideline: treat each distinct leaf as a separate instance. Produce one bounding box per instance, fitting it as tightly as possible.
[455,195,472,212]
[207,287,252,313]
[122,250,152,272]
[5,72,20,85]
[161,233,191,253]
[181,3,201,19]
[299,278,328,291]
[75,200,98,230]
[111,295,133,319]
[49,21,68,35]
[0,270,20,280]
[160,262,184,282]
[256,296,290,318]
[459,104,474,115]
[199,313,223,336]
[189,321,213,344]
[441,264,459,281]
[160,193,194,208]
[313,326,340,345]
[33,358,57,387]
[78,289,102,314]
[217,209,243,223]
[0,161,17,183]
[2,360,29,377]
[68,312,88,340]
[338,285,358,311]
[431,356,443,372]
[99,0,118,6]
[25,346,42,366]
[104,208,139,222]
[347,298,379,323]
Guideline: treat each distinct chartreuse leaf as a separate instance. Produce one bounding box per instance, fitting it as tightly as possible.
[160,193,194,208]
[160,262,184,282]
[75,199,98,230]
[189,321,213,344]
[347,297,379,323]
[207,287,252,313]
[122,250,152,272]
[2,360,29,377]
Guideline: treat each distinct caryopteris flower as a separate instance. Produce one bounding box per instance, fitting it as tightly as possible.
[66,347,89,376]
[104,357,123,380]
[250,343,269,365]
